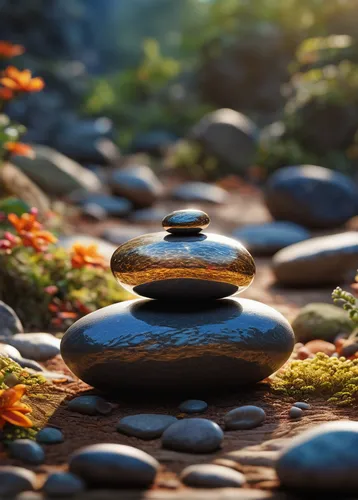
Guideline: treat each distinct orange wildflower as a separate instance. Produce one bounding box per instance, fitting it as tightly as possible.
[4,142,35,158]
[0,384,32,429]
[0,41,24,58]
[0,66,44,93]
[0,87,14,100]
[8,211,57,252]
[71,243,107,269]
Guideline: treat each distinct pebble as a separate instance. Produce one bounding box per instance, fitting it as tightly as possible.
[172,182,228,204]
[0,466,36,496]
[162,210,210,234]
[340,341,358,358]
[76,193,132,217]
[273,232,358,286]
[0,301,23,336]
[276,421,358,490]
[224,406,266,430]
[36,427,64,444]
[69,443,159,487]
[178,400,208,414]
[293,402,310,410]
[7,333,60,361]
[117,414,177,440]
[162,418,224,453]
[15,357,44,372]
[233,221,310,256]
[111,165,163,208]
[265,165,358,229]
[292,303,354,343]
[304,340,336,356]
[289,407,303,419]
[101,226,147,246]
[9,439,45,465]
[0,343,21,358]
[67,395,112,416]
[180,464,246,488]
[43,472,85,497]
[129,207,168,224]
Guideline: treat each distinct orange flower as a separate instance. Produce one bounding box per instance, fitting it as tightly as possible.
[71,243,107,269]
[0,41,24,58]
[0,87,14,100]
[0,384,32,429]
[0,66,44,93]
[4,142,35,158]
[8,211,57,252]
[8,212,41,234]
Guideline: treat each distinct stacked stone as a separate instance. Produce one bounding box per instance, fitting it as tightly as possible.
[61,209,294,392]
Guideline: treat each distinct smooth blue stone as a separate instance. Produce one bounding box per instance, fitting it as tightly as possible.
[178,400,208,414]
[67,395,112,416]
[180,464,245,488]
[9,440,45,465]
[117,414,177,440]
[43,472,85,497]
[0,466,36,496]
[36,427,64,444]
[162,418,224,453]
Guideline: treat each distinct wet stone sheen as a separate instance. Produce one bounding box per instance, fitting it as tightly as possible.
[162,209,210,234]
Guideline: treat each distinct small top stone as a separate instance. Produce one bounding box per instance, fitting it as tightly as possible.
[162,209,210,234]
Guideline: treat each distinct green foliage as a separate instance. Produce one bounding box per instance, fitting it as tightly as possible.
[332,286,358,324]
[272,353,358,406]
[0,356,46,389]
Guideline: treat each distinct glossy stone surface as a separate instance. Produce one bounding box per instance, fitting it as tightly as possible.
[111,231,255,300]
[36,427,64,444]
[110,165,163,208]
[61,298,294,393]
[9,439,45,465]
[69,443,159,488]
[43,472,85,497]
[67,395,112,416]
[224,405,266,430]
[162,418,223,453]
[117,414,177,439]
[180,464,245,488]
[162,209,210,234]
[178,399,208,414]
[0,466,36,496]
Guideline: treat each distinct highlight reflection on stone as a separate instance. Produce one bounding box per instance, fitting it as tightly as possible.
[111,232,255,300]
[61,298,295,393]
[162,209,210,234]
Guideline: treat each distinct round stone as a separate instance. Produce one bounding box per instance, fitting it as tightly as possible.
[224,406,266,430]
[75,193,132,217]
[293,402,310,410]
[6,333,60,361]
[180,464,245,488]
[265,165,358,229]
[67,395,112,416]
[117,414,177,440]
[172,182,227,204]
[111,232,255,300]
[162,418,223,453]
[0,466,36,496]
[276,421,358,491]
[0,343,21,358]
[36,427,64,444]
[0,300,23,337]
[61,298,295,393]
[178,400,208,414]
[9,439,45,465]
[162,210,210,234]
[69,443,159,488]
[289,407,303,419]
[110,165,163,208]
[43,472,85,497]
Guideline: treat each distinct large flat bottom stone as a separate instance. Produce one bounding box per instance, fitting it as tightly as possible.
[61,298,294,393]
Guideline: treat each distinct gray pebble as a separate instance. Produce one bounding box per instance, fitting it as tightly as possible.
[162,418,224,453]
[289,407,303,419]
[43,472,85,497]
[224,406,266,430]
[36,427,64,444]
[117,414,177,440]
[69,443,159,487]
[0,343,21,358]
[9,439,45,465]
[67,395,112,415]
[293,402,310,410]
[0,466,36,496]
[15,357,44,372]
[178,400,208,414]
[180,464,246,488]
[0,301,23,337]
[7,333,60,361]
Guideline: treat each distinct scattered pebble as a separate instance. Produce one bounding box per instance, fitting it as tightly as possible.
[289,407,303,419]
[178,400,208,414]
[340,341,358,358]
[117,414,177,440]
[9,439,45,465]
[36,427,64,444]
[293,402,310,410]
[69,443,159,488]
[0,301,23,337]
[0,343,21,358]
[304,340,336,356]
[224,406,266,430]
[67,395,112,416]
[16,357,44,372]
[0,466,36,496]
[276,421,358,490]
[43,472,85,497]
[162,418,224,453]
[7,333,60,361]
[180,464,246,488]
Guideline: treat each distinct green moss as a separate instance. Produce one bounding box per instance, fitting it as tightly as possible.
[3,426,38,443]
[272,353,358,406]
[0,356,46,389]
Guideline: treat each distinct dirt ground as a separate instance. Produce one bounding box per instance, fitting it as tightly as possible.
[1,190,356,499]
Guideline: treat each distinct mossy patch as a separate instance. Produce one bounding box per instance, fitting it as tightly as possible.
[0,355,46,389]
[272,353,358,406]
